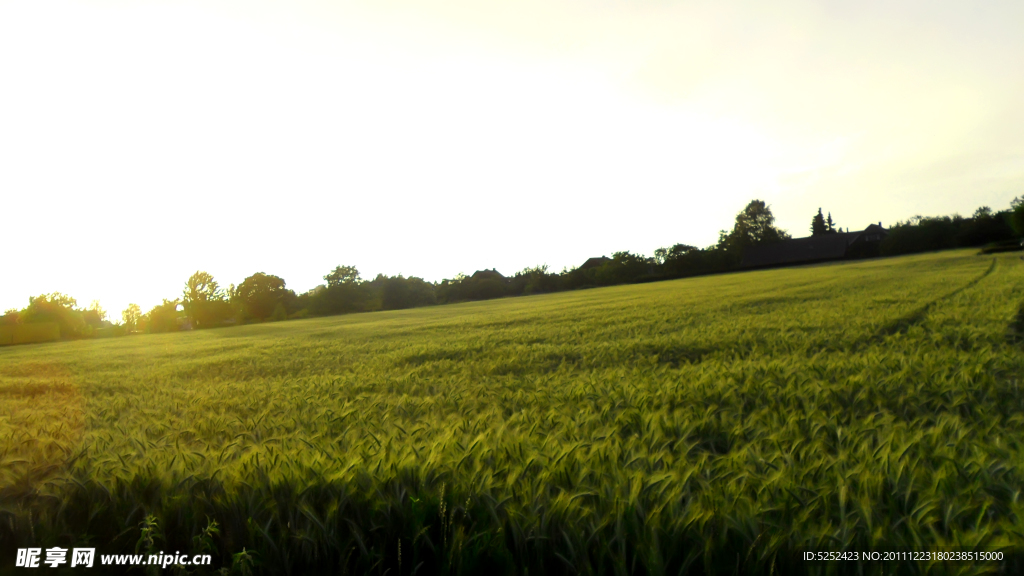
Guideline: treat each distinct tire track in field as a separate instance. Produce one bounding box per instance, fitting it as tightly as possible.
[874,257,997,339]
[1003,262,1024,344]
[1007,306,1024,344]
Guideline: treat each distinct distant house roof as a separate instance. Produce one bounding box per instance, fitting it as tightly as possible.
[741,225,888,269]
[851,223,887,243]
[579,256,611,270]
[471,268,506,281]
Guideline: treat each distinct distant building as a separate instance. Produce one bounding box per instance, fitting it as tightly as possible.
[471,269,506,282]
[741,223,888,269]
[579,257,611,270]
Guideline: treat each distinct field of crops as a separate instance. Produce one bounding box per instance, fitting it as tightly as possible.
[2,250,1023,574]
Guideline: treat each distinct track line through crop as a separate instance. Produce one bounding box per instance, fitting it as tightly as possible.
[874,258,996,339]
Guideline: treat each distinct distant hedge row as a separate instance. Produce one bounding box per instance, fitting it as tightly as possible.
[880,206,1017,256]
[1,200,1021,341]
[0,322,60,346]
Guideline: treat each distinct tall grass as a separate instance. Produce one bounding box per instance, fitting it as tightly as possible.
[1,250,1022,574]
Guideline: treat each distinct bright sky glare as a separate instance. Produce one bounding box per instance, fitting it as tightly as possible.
[2,0,1023,318]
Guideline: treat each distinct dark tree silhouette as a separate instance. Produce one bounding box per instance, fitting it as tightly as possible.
[719,200,790,255]
[811,208,827,236]
[145,299,181,333]
[1011,197,1024,237]
[234,273,294,321]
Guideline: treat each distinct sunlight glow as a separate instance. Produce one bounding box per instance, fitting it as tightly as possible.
[2,0,1022,317]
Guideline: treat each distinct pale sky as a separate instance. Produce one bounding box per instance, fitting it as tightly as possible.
[2,0,1023,318]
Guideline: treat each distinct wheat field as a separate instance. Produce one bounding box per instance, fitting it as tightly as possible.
[1,250,1022,574]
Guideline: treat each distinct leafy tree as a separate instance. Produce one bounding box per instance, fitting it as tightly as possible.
[325,265,361,287]
[880,203,1016,255]
[20,293,86,338]
[434,278,463,304]
[1011,197,1024,237]
[145,299,181,333]
[380,276,411,310]
[718,200,790,255]
[315,284,373,315]
[234,272,293,321]
[183,271,220,306]
[375,275,437,310]
[594,251,653,285]
[470,278,505,300]
[182,271,232,328]
[81,300,107,329]
[122,303,142,332]
[510,265,558,295]
[88,300,107,322]
[654,244,728,278]
[33,292,77,309]
[811,208,827,236]
[82,310,103,329]
[880,216,960,256]
[310,265,374,315]
[655,244,698,265]
[404,277,437,307]
[1,309,20,325]
[957,206,1014,246]
[436,271,509,302]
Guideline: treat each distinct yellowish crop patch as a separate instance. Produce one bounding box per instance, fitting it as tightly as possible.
[0,362,85,498]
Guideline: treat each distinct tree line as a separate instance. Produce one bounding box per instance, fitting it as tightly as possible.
[880,204,1019,256]
[2,198,1021,339]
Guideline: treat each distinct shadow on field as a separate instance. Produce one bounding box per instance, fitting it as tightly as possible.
[1006,299,1024,345]
[630,343,717,368]
[400,341,718,377]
